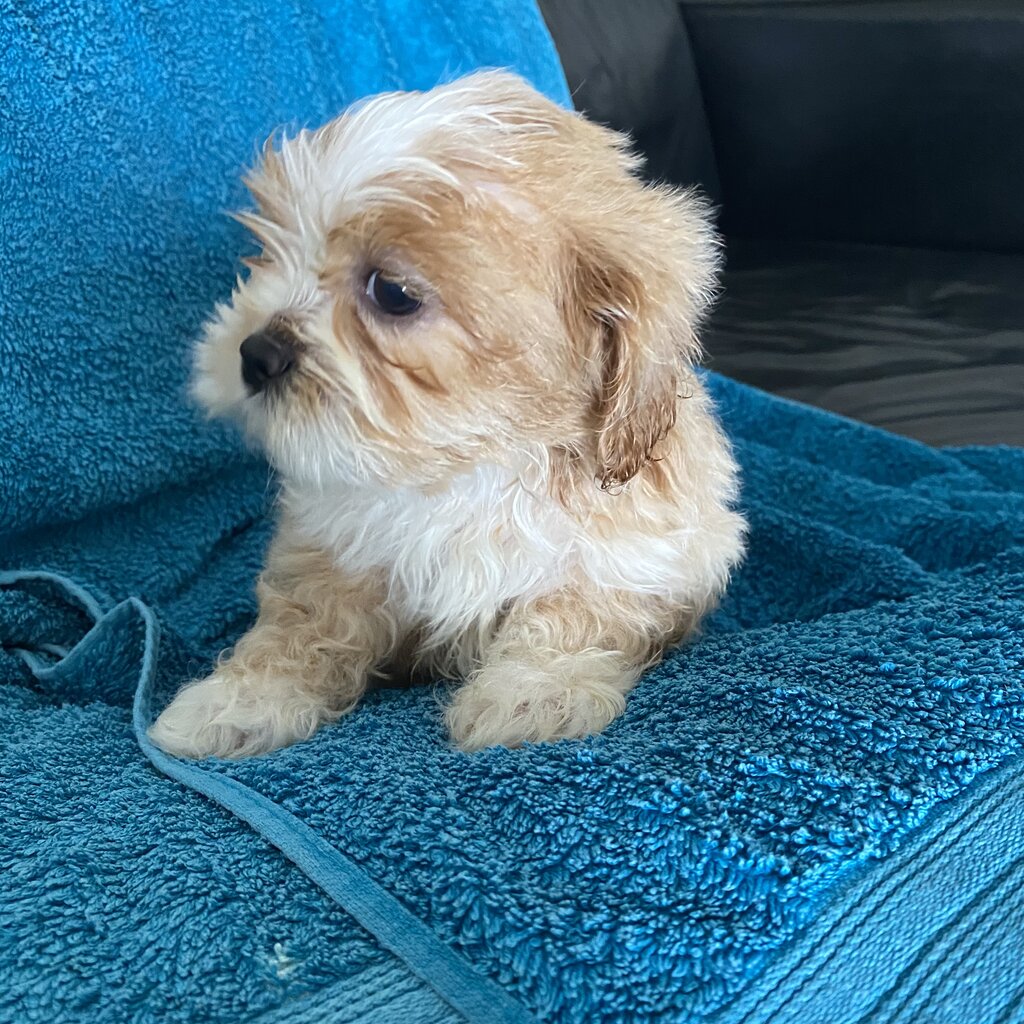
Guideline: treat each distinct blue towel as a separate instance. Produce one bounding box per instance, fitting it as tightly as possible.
[4,392,1023,1024]
[3,3,1024,1024]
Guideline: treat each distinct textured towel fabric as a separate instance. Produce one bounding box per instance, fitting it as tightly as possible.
[148,386,1024,1024]
[4,385,1024,1024]
[0,2,566,1022]
[0,0,569,542]
[3,3,1024,1024]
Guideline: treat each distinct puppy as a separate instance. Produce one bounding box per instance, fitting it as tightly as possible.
[149,71,745,758]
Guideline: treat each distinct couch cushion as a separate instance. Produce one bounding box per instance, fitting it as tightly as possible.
[706,240,1024,446]
[683,1,1024,250]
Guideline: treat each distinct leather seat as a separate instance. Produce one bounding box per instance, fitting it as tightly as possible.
[539,0,1024,446]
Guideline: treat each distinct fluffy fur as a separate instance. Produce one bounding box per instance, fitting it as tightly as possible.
[149,71,746,757]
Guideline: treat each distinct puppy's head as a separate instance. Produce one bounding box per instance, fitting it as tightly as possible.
[194,71,719,490]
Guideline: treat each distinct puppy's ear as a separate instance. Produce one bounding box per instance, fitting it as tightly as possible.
[565,185,720,489]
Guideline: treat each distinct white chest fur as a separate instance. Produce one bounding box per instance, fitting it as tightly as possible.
[282,465,578,635]
[281,458,721,647]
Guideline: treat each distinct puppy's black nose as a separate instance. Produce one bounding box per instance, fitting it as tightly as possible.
[239,329,296,394]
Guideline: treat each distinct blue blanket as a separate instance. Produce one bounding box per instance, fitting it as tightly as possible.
[3,3,1024,1024]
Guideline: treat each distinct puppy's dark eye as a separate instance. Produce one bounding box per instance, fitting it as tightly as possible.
[365,269,422,316]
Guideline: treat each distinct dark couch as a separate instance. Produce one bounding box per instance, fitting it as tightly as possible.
[539,0,1024,446]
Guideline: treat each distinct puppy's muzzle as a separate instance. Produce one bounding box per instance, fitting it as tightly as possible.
[240,327,297,394]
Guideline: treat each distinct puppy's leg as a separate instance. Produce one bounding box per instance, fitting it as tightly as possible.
[149,537,393,759]
[446,588,682,752]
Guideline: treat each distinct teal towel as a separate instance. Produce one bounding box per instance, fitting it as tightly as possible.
[3,2,1024,1024]
[4,389,1023,1023]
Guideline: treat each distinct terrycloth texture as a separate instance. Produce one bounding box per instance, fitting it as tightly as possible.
[148,389,1024,1024]
[3,4,1024,1024]
[709,752,1024,1024]
[0,0,570,542]
[4,384,1024,1024]
[0,2,566,1022]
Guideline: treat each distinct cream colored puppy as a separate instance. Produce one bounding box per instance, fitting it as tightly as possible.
[150,71,745,758]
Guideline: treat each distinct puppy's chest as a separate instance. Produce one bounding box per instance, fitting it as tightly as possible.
[287,472,576,622]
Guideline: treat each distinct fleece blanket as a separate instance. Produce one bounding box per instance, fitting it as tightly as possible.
[2,3,1024,1024]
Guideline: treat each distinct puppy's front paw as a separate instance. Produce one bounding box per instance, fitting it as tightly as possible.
[148,670,325,759]
[446,657,629,752]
